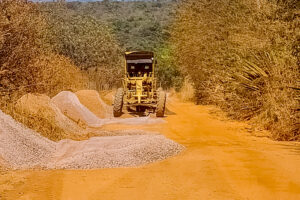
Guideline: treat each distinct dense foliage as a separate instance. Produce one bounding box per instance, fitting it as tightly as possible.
[41,0,183,89]
[39,3,123,89]
[172,0,299,140]
[0,0,88,137]
[1,0,297,141]
[0,0,86,103]
[62,1,175,51]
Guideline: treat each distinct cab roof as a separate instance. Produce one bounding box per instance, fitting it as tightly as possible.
[125,51,154,60]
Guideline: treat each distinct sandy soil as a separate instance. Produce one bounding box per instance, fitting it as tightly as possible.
[1,98,300,199]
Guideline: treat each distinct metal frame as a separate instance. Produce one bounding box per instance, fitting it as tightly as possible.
[122,51,158,108]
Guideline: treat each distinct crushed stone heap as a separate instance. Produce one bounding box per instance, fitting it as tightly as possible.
[0,110,183,170]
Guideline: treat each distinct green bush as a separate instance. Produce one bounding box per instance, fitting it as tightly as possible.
[156,45,183,90]
[46,1,181,89]
[39,4,123,89]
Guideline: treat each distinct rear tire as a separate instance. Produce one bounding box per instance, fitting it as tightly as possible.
[156,91,166,117]
[113,88,124,117]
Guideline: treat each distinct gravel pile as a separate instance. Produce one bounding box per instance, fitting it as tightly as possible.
[51,91,165,128]
[0,110,183,170]
[51,91,103,127]
[0,110,56,169]
[15,93,86,135]
[52,91,164,128]
[49,135,183,169]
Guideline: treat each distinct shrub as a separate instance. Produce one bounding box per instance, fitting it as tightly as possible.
[0,0,48,100]
[0,1,86,102]
[172,0,299,140]
[39,4,123,89]
[156,45,183,90]
[0,0,87,139]
[47,1,181,89]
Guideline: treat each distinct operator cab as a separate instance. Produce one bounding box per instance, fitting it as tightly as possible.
[113,51,165,118]
[125,51,154,78]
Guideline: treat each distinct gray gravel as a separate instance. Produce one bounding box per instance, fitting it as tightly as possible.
[0,110,183,170]
[48,134,183,169]
[0,110,56,169]
[51,91,165,128]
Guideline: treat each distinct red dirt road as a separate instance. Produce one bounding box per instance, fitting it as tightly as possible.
[1,98,300,199]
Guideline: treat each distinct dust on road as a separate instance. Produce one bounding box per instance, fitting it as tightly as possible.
[1,98,300,199]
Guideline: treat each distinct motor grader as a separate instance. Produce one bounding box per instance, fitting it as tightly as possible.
[113,51,166,117]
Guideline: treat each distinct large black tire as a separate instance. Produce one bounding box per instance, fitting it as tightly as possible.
[156,91,166,117]
[113,88,124,117]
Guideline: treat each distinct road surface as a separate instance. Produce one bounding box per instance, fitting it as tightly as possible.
[1,97,300,199]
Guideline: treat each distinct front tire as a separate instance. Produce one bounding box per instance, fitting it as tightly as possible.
[156,91,166,117]
[113,88,124,117]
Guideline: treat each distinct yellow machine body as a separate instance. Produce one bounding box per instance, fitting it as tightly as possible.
[123,51,158,108]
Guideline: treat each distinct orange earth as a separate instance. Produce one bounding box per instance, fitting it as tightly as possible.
[1,97,300,200]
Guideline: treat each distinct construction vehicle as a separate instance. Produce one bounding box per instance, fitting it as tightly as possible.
[113,51,166,117]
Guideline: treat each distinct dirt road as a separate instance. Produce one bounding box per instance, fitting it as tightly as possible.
[1,98,300,200]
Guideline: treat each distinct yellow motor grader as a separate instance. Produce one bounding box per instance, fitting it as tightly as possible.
[113,51,166,117]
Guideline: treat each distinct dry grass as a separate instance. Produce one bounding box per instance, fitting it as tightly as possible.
[172,0,299,140]
[0,0,88,140]
[177,78,195,102]
[0,1,87,99]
